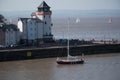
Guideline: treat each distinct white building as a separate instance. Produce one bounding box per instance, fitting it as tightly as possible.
[18,1,53,45]
[0,24,20,47]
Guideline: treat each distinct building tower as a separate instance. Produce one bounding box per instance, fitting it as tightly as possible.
[35,1,53,41]
[18,1,54,45]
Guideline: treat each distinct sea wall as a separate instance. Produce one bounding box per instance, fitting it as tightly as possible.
[0,44,120,61]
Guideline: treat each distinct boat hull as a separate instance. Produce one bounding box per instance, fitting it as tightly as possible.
[57,60,84,64]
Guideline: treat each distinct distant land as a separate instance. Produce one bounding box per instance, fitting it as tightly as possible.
[0,9,120,19]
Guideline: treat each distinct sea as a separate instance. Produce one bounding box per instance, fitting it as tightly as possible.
[0,10,120,80]
[0,53,120,80]
[1,10,120,41]
[52,17,120,41]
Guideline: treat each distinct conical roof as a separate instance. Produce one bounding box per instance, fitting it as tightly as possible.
[38,1,50,8]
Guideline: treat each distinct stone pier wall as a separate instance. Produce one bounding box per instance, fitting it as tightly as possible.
[0,44,120,61]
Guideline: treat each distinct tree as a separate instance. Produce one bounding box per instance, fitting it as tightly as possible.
[0,14,5,23]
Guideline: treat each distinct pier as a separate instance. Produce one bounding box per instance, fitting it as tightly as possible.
[0,44,120,61]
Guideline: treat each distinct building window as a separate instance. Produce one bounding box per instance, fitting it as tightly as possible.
[45,21,47,24]
[51,23,53,26]
[44,8,48,12]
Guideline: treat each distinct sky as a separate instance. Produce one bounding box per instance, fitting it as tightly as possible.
[0,0,120,12]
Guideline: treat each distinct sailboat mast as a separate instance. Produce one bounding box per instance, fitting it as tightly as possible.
[67,18,70,57]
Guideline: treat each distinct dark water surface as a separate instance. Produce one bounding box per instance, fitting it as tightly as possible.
[0,53,120,80]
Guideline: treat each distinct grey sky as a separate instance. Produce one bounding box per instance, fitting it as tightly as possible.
[0,0,120,11]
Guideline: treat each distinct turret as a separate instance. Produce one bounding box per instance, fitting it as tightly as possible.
[35,1,53,40]
[35,1,52,20]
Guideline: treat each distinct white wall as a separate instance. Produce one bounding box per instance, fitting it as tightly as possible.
[5,29,18,47]
[27,19,44,40]
[18,19,27,40]
[44,15,52,35]
[17,20,23,32]
[17,12,53,42]
[5,29,9,46]
[37,22,43,39]
[36,15,43,20]
[16,30,20,43]
[36,14,52,38]
[27,20,36,40]
[23,20,28,40]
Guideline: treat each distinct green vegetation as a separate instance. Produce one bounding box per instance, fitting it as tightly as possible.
[0,14,6,23]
